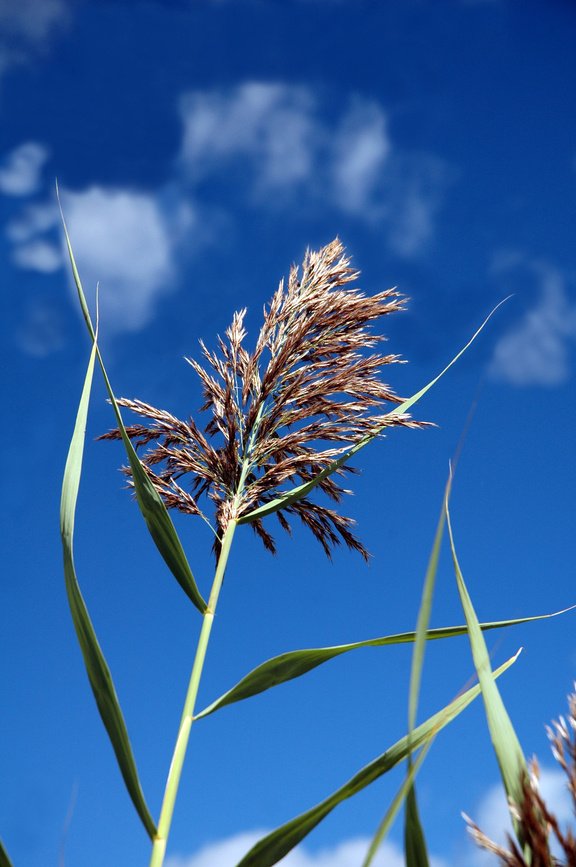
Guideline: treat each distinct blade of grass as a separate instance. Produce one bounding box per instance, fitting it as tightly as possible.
[57,186,206,614]
[403,786,430,867]
[0,839,13,867]
[238,299,510,525]
[60,332,156,839]
[363,740,433,867]
[445,481,529,851]
[407,476,451,737]
[401,481,453,867]
[235,652,520,867]
[195,607,570,719]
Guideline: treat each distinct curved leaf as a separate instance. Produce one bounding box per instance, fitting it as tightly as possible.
[195,607,569,719]
[445,488,530,849]
[60,337,157,840]
[238,299,510,525]
[236,652,519,867]
[58,188,206,614]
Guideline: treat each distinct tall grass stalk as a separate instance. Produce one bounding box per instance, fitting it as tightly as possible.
[150,518,237,866]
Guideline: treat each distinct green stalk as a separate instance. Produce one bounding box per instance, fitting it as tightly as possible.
[149,518,238,867]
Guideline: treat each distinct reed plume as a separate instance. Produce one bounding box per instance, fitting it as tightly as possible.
[100,238,424,558]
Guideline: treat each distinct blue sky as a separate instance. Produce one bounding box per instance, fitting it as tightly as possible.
[1,1,576,865]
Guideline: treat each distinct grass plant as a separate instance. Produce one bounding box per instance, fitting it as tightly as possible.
[2,218,570,867]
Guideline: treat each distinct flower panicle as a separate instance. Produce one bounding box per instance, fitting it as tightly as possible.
[99,238,428,557]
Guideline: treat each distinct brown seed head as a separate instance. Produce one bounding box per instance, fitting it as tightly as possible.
[99,239,427,555]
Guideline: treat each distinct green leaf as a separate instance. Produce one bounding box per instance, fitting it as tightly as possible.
[403,785,431,867]
[235,653,519,867]
[407,479,450,735]
[238,300,510,525]
[401,481,452,867]
[196,607,569,719]
[363,744,432,867]
[60,335,157,840]
[58,188,206,614]
[0,839,14,867]
[445,487,529,847]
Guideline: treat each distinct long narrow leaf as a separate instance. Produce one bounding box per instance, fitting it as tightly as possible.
[445,489,528,847]
[402,479,452,867]
[408,478,451,734]
[363,742,432,867]
[58,188,206,614]
[196,607,569,719]
[60,336,156,840]
[403,786,430,867]
[236,653,520,867]
[0,839,13,867]
[238,300,510,525]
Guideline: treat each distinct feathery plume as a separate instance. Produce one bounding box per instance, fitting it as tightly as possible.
[99,239,426,557]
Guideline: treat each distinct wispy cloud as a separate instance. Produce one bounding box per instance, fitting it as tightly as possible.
[6,201,59,240]
[58,186,194,332]
[489,257,576,387]
[6,184,197,334]
[165,830,448,867]
[464,767,572,866]
[329,98,391,215]
[12,238,61,272]
[0,142,49,196]
[5,200,62,270]
[178,82,448,255]
[0,0,69,45]
[180,83,317,194]
[4,81,448,347]
[15,301,66,357]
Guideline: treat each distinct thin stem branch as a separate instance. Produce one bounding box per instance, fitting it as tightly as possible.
[148,518,238,867]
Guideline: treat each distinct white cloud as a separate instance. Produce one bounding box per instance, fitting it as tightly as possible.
[464,767,572,866]
[6,201,60,241]
[166,830,449,867]
[0,142,49,196]
[58,186,184,332]
[3,82,448,348]
[330,99,391,216]
[489,260,576,387]
[180,83,317,193]
[178,82,447,256]
[383,156,446,256]
[5,184,196,334]
[5,197,63,279]
[6,199,63,271]
[12,239,61,272]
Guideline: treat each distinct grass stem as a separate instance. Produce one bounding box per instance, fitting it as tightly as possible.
[148,518,238,867]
